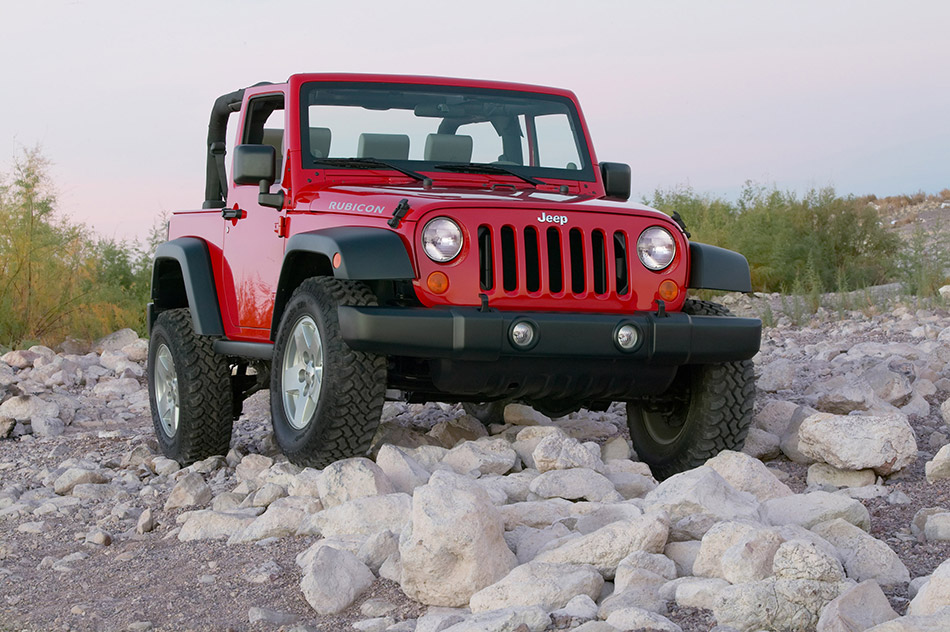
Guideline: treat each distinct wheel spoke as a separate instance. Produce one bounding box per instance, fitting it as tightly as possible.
[284,366,302,389]
[292,397,308,428]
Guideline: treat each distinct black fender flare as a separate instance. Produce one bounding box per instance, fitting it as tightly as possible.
[150,238,224,336]
[687,242,753,293]
[271,226,416,337]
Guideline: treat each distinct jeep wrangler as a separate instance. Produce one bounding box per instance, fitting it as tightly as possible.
[147,73,760,479]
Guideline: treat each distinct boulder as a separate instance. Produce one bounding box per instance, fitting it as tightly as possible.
[614,551,677,586]
[375,444,430,493]
[427,415,488,447]
[807,463,877,488]
[925,444,950,483]
[673,578,730,610]
[531,434,605,473]
[922,512,950,541]
[399,470,516,606]
[441,438,518,477]
[53,468,108,495]
[229,497,319,543]
[440,606,550,632]
[798,412,917,475]
[755,399,806,436]
[907,558,950,616]
[758,358,796,391]
[598,569,669,616]
[300,546,375,614]
[741,427,783,461]
[704,450,793,501]
[760,491,870,531]
[713,577,847,632]
[178,509,259,541]
[93,328,140,353]
[863,610,950,632]
[817,580,899,632]
[164,472,212,511]
[498,499,574,530]
[512,426,567,469]
[0,394,59,422]
[811,518,909,586]
[528,468,621,503]
[299,493,411,538]
[643,466,760,523]
[693,521,771,580]
[720,528,784,584]
[604,607,681,632]
[504,404,551,426]
[772,539,845,582]
[468,562,603,613]
[318,457,395,508]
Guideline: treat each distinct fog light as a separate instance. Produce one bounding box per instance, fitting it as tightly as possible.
[616,324,639,350]
[510,321,536,348]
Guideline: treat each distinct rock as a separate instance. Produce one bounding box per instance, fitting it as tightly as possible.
[512,426,566,469]
[53,468,109,495]
[603,461,657,499]
[504,404,551,426]
[925,444,950,483]
[760,491,871,530]
[428,415,488,447]
[810,376,881,414]
[91,378,141,397]
[299,546,375,614]
[772,539,845,582]
[807,463,877,488]
[31,416,65,437]
[861,365,914,406]
[353,617,395,632]
[911,507,948,541]
[755,400,805,436]
[468,561,603,613]
[475,470,538,504]
[704,450,793,501]
[360,598,397,617]
[599,569,669,616]
[151,457,180,477]
[299,493,411,538]
[0,394,59,421]
[85,529,112,546]
[375,444,430,494]
[720,529,784,584]
[664,541,701,577]
[552,593,598,621]
[318,457,395,508]
[178,509,259,541]
[601,436,631,461]
[296,536,368,569]
[907,558,950,616]
[811,518,910,586]
[415,609,466,632]
[798,412,917,475]
[234,454,274,484]
[441,606,550,632]
[714,577,847,632]
[941,397,950,427]
[136,508,156,534]
[693,521,770,579]
[441,438,518,477]
[532,434,605,473]
[615,551,677,587]
[528,468,621,503]
[922,512,950,541]
[533,512,668,579]
[164,472,212,511]
[357,530,399,573]
[93,329,139,353]
[248,607,299,626]
[643,466,760,523]
[863,610,950,632]
[288,468,322,497]
[741,427,783,460]
[498,499,574,530]
[817,580,899,632]
[2,349,39,369]
[673,578,730,610]
[230,497,319,543]
[604,607,681,632]
[399,470,516,607]
[758,358,796,391]
[780,405,820,465]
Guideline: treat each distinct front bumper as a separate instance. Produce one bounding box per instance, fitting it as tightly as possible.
[339,305,761,365]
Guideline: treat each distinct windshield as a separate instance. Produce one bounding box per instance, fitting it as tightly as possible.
[299,82,594,182]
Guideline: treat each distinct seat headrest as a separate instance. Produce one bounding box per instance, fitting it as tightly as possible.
[358,133,410,160]
[309,127,331,158]
[424,134,473,163]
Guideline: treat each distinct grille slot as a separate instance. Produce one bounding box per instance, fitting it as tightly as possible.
[475,220,635,300]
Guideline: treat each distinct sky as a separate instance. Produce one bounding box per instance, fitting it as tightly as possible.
[2,0,948,242]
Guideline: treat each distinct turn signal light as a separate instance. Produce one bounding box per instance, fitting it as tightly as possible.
[427,271,449,294]
[658,280,679,302]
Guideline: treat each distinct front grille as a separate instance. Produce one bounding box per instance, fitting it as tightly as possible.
[478,223,631,297]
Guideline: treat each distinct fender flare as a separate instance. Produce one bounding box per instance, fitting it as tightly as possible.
[687,242,753,293]
[150,238,224,336]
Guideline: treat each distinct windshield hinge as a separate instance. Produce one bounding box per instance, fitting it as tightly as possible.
[388,199,410,228]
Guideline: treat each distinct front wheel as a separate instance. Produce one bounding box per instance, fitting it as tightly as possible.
[626,300,755,480]
[270,277,385,467]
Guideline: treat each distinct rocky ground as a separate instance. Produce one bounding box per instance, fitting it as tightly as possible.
[2,300,950,632]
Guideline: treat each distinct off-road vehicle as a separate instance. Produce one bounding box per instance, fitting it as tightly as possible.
[147,73,760,478]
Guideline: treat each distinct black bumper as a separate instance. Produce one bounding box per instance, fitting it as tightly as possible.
[339,306,761,365]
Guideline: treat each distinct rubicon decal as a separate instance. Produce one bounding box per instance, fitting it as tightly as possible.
[328,201,385,214]
[538,212,568,225]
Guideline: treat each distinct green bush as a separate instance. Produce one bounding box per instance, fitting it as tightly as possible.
[647,184,901,293]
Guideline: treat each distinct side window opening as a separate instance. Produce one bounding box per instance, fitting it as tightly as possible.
[241,95,286,181]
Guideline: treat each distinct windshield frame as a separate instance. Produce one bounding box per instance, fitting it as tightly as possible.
[297,81,596,183]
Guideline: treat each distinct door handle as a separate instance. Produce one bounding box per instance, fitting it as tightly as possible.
[222,208,244,220]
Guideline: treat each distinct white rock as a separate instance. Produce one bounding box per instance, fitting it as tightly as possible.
[760,491,871,531]
[229,497,318,543]
[615,551,677,588]
[551,594,598,621]
[234,453,274,484]
[673,578,730,610]
[178,509,259,541]
[664,541,701,577]
[807,463,877,488]
[300,546,375,614]
[816,580,898,632]
[357,530,399,574]
[643,466,760,523]
[601,436,631,461]
[533,512,669,579]
[713,577,847,632]
[574,504,644,535]
[693,521,768,579]
[399,470,516,607]
[1,349,38,369]
[415,610,466,632]
[604,607,681,632]
[136,508,156,534]
[295,536,367,569]
[468,561,603,613]
[151,456,180,477]
[720,528,784,584]
[441,606,550,632]
[441,438,518,477]
[504,404,551,426]
[164,472,212,511]
[375,444,431,493]
[528,468,621,503]
[940,397,950,427]
[93,328,139,353]
[0,395,59,422]
[498,499,574,530]
[772,539,845,582]
[907,558,950,616]
[755,399,805,436]
[512,426,566,469]
[474,471,538,505]
[53,468,108,495]
[922,512,950,541]
[861,364,914,406]
[507,523,573,564]
[287,467,322,497]
[798,412,917,475]
[704,450,793,502]
[532,434,605,473]
[318,457,395,508]
[602,460,656,499]
[863,610,950,631]
[299,493,411,538]
[925,444,950,483]
[91,378,141,397]
[758,358,796,391]
[31,416,65,437]
[742,427,783,460]
[811,518,910,586]
[599,569,669,616]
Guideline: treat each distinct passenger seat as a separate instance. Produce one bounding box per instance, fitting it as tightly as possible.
[424,134,473,163]
[357,133,410,160]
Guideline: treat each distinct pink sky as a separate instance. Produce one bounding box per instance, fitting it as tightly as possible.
[2,0,948,242]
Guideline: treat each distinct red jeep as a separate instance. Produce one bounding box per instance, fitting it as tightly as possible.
[147,73,760,478]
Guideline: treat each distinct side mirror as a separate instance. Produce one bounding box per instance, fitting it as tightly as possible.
[600,162,631,201]
[232,144,284,209]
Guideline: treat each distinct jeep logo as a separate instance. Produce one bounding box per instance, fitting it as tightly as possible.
[537,212,568,225]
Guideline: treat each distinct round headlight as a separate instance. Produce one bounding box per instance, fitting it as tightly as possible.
[422,217,463,263]
[637,227,676,271]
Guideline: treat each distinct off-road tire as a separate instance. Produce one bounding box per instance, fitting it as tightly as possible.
[148,308,233,464]
[626,299,755,480]
[270,277,386,467]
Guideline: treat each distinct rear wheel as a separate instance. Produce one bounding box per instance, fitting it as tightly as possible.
[147,308,233,464]
[626,300,755,480]
[270,277,386,467]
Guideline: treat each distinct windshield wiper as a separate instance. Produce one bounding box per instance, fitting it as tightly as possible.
[433,163,543,187]
[313,158,431,186]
